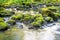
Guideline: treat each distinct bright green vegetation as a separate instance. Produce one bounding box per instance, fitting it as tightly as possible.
[0,0,60,6]
[22,14,34,23]
[11,13,24,20]
[0,22,8,30]
[41,7,60,21]
[31,21,41,28]
[0,0,60,29]
[0,17,8,30]
[0,18,4,22]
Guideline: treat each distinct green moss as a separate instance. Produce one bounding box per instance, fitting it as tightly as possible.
[31,21,41,28]
[7,19,16,25]
[0,18,4,22]
[11,13,24,20]
[0,22,8,30]
[41,7,49,16]
[34,14,44,24]
[22,14,32,22]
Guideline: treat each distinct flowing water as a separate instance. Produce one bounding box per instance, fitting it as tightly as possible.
[0,22,59,40]
[23,22,60,40]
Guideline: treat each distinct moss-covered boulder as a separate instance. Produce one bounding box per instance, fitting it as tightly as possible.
[7,19,16,25]
[41,7,59,21]
[31,21,41,29]
[0,18,4,22]
[22,14,33,23]
[34,14,44,24]
[11,13,24,21]
[0,22,8,30]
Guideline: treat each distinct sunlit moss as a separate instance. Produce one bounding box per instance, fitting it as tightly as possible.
[11,13,24,20]
[0,22,8,30]
[42,7,49,11]
[0,17,4,22]
[31,21,41,29]
[22,14,32,22]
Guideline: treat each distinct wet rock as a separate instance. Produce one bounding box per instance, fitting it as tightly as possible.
[18,25,23,29]
[28,27,34,29]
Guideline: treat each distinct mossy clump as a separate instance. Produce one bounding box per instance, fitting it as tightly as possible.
[11,13,24,20]
[0,22,8,30]
[31,21,41,29]
[30,14,44,29]
[7,19,16,25]
[0,17,4,22]
[34,14,44,24]
[22,14,34,23]
[41,7,60,21]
